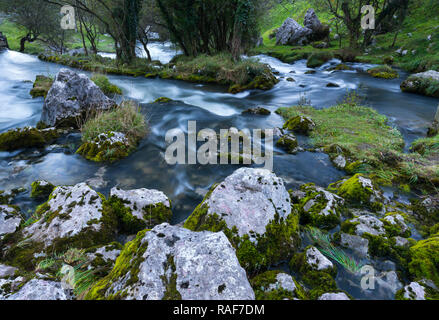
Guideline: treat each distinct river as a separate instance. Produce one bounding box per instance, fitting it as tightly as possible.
[0,43,437,299]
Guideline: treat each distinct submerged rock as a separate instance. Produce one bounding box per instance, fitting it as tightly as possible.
[241,107,271,116]
[251,270,304,300]
[7,279,72,300]
[0,127,60,151]
[340,233,369,258]
[184,168,300,273]
[0,205,22,240]
[86,223,255,300]
[108,187,172,233]
[40,69,117,127]
[276,133,298,154]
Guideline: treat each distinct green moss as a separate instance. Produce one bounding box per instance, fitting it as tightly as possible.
[0,127,60,151]
[105,195,172,234]
[283,115,315,135]
[289,246,337,300]
[409,234,439,287]
[30,181,55,200]
[84,229,149,300]
[306,52,333,68]
[367,65,399,79]
[161,255,182,300]
[153,97,173,103]
[296,183,345,230]
[400,76,439,98]
[250,270,307,300]
[382,212,412,238]
[90,74,123,96]
[329,174,383,212]
[30,75,53,98]
[276,134,298,154]
[76,140,132,163]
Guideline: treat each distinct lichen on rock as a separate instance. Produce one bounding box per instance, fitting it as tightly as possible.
[184,168,300,274]
[0,205,22,240]
[85,223,255,300]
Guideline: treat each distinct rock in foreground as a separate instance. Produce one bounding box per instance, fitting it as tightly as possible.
[184,168,300,273]
[86,223,255,300]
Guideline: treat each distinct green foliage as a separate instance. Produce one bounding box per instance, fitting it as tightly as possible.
[80,101,147,145]
[409,234,439,287]
[90,74,123,96]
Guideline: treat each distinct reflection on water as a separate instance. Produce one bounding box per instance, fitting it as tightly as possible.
[0,46,437,300]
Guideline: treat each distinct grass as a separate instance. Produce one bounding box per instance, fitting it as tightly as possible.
[160,53,279,93]
[90,74,122,96]
[256,0,439,73]
[305,226,363,274]
[276,93,439,190]
[80,100,147,144]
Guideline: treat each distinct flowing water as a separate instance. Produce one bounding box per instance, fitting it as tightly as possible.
[0,43,438,299]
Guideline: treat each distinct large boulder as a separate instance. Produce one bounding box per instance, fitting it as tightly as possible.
[276,18,312,46]
[304,9,330,42]
[184,168,300,274]
[40,69,117,127]
[1,183,117,271]
[86,223,255,300]
[0,32,8,50]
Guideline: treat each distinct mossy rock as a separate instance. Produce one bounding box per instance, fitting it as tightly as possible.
[77,132,135,163]
[328,64,353,71]
[295,183,346,230]
[250,270,307,300]
[283,115,316,135]
[395,281,439,300]
[367,65,399,79]
[183,168,300,275]
[276,133,298,154]
[153,97,173,103]
[30,75,53,99]
[400,74,439,98]
[290,246,337,299]
[306,52,334,68]
[0,127,60,151]
[1,183,118,271]
[328,174,385,212]
[408,234,439,287]
[30,180,55,200]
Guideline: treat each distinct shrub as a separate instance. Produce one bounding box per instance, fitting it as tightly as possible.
[90,74,123,96]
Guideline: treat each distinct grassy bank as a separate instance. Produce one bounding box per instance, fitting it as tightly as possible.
[38,52,279,93]
[276,98,439,191]
[253,1,439,73]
